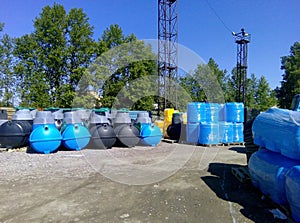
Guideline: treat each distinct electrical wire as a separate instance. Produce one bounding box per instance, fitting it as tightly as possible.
[204,0,233,34]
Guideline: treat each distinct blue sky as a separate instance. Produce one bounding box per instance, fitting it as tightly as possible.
[0,0,299,89]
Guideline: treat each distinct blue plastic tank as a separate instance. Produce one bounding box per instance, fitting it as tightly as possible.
[232,122,244,143]
[61,112,91,150]
[187,102,206,123]
[286,166,300,223]
[206,103,221,123]
[248,148,299,205]
[199,122,219,145]
[139,124,162,146]
[186,123,199,144]
[30,111,62,154]
[29,125,62,154]
[252,107,300,158]
[219,122,233,143]
[225,102,244,123]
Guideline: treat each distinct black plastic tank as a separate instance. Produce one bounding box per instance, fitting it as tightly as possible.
[114,124,140,147]
[0,120,32,148]
[167,113,183,141]
[88,112,116,149]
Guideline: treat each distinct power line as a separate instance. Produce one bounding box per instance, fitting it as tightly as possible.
[204,0,233,34]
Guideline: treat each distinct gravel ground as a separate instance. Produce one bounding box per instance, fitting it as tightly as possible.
[0,143,294,223]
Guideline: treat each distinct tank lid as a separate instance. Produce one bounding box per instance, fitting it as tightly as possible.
[12,109,33,121]
[89,112,109,124]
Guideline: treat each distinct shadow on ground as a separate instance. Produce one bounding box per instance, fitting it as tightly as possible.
[201,162,291,223]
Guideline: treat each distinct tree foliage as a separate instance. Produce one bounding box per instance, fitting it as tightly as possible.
[14,4,95,108]
[276,42,300,108]
[0,26,19,106]
[74,25,157,110]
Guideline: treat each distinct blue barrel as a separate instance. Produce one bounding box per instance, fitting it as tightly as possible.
[219,122,233,143]
[139,124,162,146]
[252,107,300,158]
[232,122,244,143]
[225,102,244,123]
[286,166,300,223]
[248,148,299,205]
[206,103,221,123]
[29,125,62,154]
[186,123,199,144]
[187,102,206,123]
[199,122,219,145]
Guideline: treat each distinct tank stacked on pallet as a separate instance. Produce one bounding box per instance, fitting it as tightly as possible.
[61,111,91,150]
[113,111,140,147]
[199,103,220,145]
[186,102,206,144]
[29,111,62,154]
[88,111,116,149]
[219,102,244,144]
[250,107,300,222]
[135,112,162,146]
[0,109,33,148]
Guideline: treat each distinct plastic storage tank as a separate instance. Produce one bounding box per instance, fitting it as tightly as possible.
[61,112,91,150]
[224,102,244,123]
[167,113,183,141]
[248,148,299,205]
[136,112,162,146]
[252,107,300,159]
[198,122,219,145]
[219,122,233,143]
[206,103,221,123]
[113,111,140,147]
[286,166,300,223]
[186,123,199,144]
[232,122,244,143]
[88,112,116,149]
[187,102,206,123]
[29,111,62,154]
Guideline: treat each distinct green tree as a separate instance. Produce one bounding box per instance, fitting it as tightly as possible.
[276,42,300,108]
[0,26,18,107]
[255,76,277,111]
[179,58,226,103]
[14,4,95,108]
[82,25,157,110]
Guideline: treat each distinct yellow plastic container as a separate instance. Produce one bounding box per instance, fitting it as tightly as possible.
[182,112,187,124]
[164,108,174,122]
[163,119,172,138]
[154,120,164,135]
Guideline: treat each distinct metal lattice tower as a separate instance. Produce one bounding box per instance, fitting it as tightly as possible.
[158,0,178,115]
[233,28,251,106]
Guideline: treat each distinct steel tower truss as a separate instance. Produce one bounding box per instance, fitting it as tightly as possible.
[158,0,178,114]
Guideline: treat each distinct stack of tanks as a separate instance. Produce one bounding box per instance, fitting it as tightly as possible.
[249,107,300,223]
[186,102,244,145]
